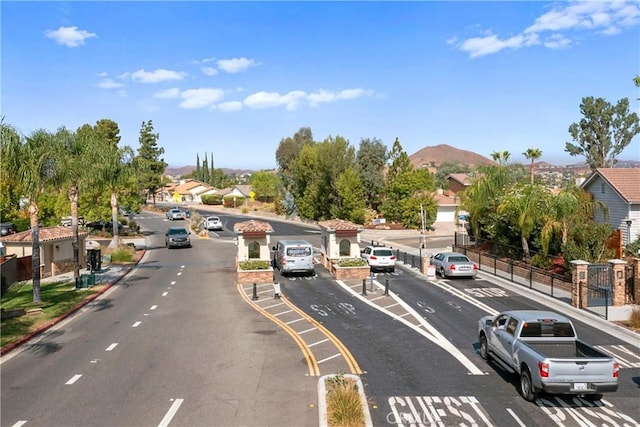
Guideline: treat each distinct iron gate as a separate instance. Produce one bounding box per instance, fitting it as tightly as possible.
[585,263,612,319]
[625,263,635,304]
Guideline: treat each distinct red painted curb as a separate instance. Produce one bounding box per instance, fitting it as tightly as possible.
[0,250,145,357]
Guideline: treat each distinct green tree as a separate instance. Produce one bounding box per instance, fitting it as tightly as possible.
[334,167,366,224]
[276,127,314,194]
[381,168,436,228]
[523,148,542,185]
[3,128,59,303]
[195,153,201,181]
[498,183,550,262]
[202,153,210,184]
[491,150,511,166]
[356,137,387,210]
[565,96,640,169]
[0,121,23,223]
[434,161,471,190]
[136,120,166,206]
[386,137,412,182]
[250,171,280,202]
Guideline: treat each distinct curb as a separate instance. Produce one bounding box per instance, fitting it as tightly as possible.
[0,250,145,357]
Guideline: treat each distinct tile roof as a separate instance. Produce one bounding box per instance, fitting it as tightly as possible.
[317,219,364,231]
[233,220,273,234]
[446,173,472,186]
[0,227,88,243]
[591,168,640,203]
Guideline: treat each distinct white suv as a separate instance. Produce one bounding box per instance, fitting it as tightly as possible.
[360,246,396,273]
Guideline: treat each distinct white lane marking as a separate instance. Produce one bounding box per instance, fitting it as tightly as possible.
[317,353,341,364]
[308,338,329,348]
[132,321,142,328]
[162,292,168,297]
[262,302,285,309]
[150,305,158,310]
[11,421,27,427]
[105,343,118,352]
[158,398,184,427]
[429,280,499,316]
[285,318,304,325]
[180,265,185,269]
[66,374,82,385]
[176,272,182,276]
[273,309,294,317]
[336,280,485,376]
[506,408,527,427]
[171,281,176,285]
[298,327,318,335]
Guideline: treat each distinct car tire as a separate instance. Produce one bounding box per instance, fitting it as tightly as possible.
[479,333,490,361]
[584,394,603,402]
[439,267,446,278]
[520,369,538,402]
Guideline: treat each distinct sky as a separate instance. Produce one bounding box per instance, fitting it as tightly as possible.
[2,1,639,170]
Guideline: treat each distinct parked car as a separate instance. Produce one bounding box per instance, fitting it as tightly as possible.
[360,245,396,273]
[0,222,16,236]
[204,216,223,231]
[165,226,191,248]
[430,251,477,278]
[167,208,185,221]
[478,310,619,402]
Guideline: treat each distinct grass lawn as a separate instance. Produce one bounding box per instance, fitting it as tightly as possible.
[1,280,99,348]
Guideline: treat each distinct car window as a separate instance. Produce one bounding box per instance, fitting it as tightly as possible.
[435,253,444,261]
[449,256,469,262]
[168,228,187,235]
[373,249,393,257]
[505,318,519,336]
[286,247,311,257]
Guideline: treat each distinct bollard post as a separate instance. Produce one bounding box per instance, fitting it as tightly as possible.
[384,278,389,296]
[252,282,259,301]
[362,279,367,296]
[370,272,375,292]
[273,282,281,299]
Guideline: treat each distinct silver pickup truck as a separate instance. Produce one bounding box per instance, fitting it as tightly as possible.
[478,310,619,402]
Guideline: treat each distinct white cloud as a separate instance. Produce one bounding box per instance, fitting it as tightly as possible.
[217,57,256,73]
[244,90,305,110]
[217,101,243,112]
[179,88,225,109]
[154,88,181,99]
[44,26,96,47]
[456,0,640,58]
[202,67,219,76]
[130,69,186,84]
[97,78,124,89]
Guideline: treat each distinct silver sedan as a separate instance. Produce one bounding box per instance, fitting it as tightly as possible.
[429,252,477,278]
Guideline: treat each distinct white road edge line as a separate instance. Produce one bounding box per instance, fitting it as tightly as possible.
[506,408,527,427]
[105,343,118,352]
[158,398,184,427]
[10,421,27,427]
[132,321,142,328]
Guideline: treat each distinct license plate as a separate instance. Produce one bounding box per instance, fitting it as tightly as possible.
[572,383,588,391]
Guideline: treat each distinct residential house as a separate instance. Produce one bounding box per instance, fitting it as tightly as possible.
[446,173,472,194]
[580,168,640,246]
[0,227,89,279]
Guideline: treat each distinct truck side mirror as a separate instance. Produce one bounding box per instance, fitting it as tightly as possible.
[485,319,492,328]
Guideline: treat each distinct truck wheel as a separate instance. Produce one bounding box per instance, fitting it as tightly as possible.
[520,369,538,402]
[479,334,490,361]
[584,394,603,402]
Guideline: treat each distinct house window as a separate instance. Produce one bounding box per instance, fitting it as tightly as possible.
[601,183,605,193]
[339,239,351,257]
[248,241,260,259]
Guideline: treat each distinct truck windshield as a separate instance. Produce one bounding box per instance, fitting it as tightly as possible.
[520,321,575,338]
[286,247,311,257]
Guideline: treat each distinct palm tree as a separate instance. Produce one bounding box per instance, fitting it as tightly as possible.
[2,127,59,303]
[523,148,542,184]
[491,150,511,166]
[53,126,96,285]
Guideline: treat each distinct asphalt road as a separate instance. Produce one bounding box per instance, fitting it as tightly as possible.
[2,210,639,427]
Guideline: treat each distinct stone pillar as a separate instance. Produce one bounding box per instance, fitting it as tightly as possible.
[609,259,627,307]
[571,260,589,309]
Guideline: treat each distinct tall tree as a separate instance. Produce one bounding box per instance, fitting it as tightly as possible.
[136,120,166,206]
[386,137,412,182]
[250,171,280,202]
[334,167,366,224]
[523,148,542,185]
[92,119,132,248]
[491,150,511,166]
[0,121,23,223]
[209,153,215,186]
[195,153,201,181]
[565,96,640,169]
[356,137,387,210]
[202,153,210,184]
[276,127,314,194]
[3,128,59,303]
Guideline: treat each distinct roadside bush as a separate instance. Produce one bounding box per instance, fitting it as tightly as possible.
[337,258,368,267]
[628,306,640,329]
[201,194,223,205]
[223,196,245,208]
[238,260,271,270]
[241,206,249,214]
[108,245,135,263]
[530,253,552,269]
[326,373,364,427]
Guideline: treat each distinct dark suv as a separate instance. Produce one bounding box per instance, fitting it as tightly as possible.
[0,222,17,236]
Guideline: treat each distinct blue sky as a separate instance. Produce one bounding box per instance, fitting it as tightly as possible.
[2,1,639,170]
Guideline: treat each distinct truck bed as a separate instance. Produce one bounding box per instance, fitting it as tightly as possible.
[523,340,610,359]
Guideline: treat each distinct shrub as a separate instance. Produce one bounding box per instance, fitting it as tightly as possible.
[241,206,249,214]
[530,253,552,269]
[201,194,223,205]
[238,260,271,270]
[109,245,135,263]
[337,258,368,267]
[628,306,640,329]
[326,373,364,427]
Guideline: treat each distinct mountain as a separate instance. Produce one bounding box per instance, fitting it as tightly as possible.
[408,144,495,168]
[164,166,256,177]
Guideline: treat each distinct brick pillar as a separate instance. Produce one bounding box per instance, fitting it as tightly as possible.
[571,260,589,309]
[609,259,627,307]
